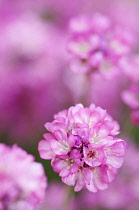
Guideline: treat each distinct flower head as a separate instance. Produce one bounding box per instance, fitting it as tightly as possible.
[67,13,133,78]
[39,104,126,192]
[0,144,47,210]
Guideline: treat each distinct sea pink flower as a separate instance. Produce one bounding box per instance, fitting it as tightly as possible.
[122,85,139,110]
[0,143,47,210]
[0,13,69,143]
[67,13,133,79]
[38,104,126,192]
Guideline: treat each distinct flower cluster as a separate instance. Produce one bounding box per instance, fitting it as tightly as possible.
[67,13,133,78]
[0,143,47,210]
[38,104,126,192]
[0,13,68,142]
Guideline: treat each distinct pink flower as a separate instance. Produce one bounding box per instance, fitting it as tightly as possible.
[67,13,133,79]
[120,56,139,83]
[38,104,126,192]
[131,110,139,126]
[0,143,47,210]
[0,13,69,143]
[122,85,139,109]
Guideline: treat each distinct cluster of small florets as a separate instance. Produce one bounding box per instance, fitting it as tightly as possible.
[67,13,133,78]
[38,104,126,192]
[0,144,47,210]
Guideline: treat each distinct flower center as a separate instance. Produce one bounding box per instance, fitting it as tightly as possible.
[88,150,96,158]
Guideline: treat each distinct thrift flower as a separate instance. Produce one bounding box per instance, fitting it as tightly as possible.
[0,143,47,210]
[67,13,133,78]
[38,104,126,192]
[0,13,68,142]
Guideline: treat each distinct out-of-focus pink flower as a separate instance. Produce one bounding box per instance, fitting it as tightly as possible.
[38,104,126,192]
[120,56,139,83]
[122,85,139,110]
[0,13,69,142]
[67,13,133,78]
[39,182,77,210]
[0,143,47,210]
[110,0,139,39]
[131,110,139,127]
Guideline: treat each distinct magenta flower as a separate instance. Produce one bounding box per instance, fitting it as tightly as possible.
[38,104,126,192]
[0,13,69,143]
[122,85,139,110]
[120,56,139,83]
[0,143,47,210]
[67,13,133,78]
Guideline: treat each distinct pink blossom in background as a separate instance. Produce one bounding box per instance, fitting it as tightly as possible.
[130,110,139,126]
[0,0,139,33]
[122,85,139,110]
[77,141,139,210]
[0,143,47,210]
[67,13,133,78]
[120,55,139,83]
[0,13,69,143]
[38,104,126,192]
[110,0,139,40]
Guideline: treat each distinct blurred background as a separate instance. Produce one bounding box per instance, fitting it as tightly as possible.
[1,0,139,209]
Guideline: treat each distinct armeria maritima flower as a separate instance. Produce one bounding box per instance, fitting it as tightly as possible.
[38,104,126,192]
[0,143,47,210]
[67,13,133,78]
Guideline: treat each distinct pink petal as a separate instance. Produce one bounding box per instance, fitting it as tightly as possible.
[60,167,71,177]
[52,159,66,173]
[93,166,109,190]
[54,129,67,141]
[43,133,54,141]
[50,140,69,155]
[38,140,53,160]
[71,164,79,174]
[106,156,124,168]
[74,172,85,192]
[62,173,77,186]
